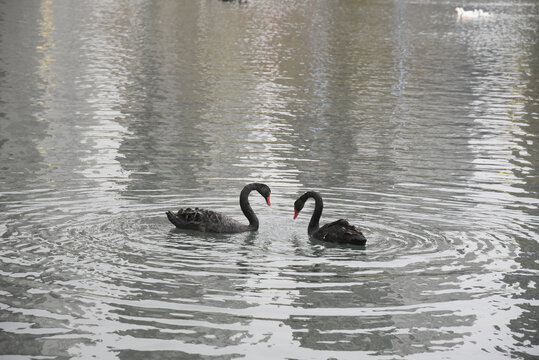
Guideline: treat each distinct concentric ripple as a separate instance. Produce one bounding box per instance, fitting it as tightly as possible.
[0,203,527,359]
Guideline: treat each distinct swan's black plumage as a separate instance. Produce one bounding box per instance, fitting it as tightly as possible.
[166,183,270,233]
[293,191,367,245]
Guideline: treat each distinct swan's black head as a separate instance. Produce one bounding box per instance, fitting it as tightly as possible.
[293,192,310,219]
[293,191,321,219]
[293,200,303,219]
[255,183,271,206]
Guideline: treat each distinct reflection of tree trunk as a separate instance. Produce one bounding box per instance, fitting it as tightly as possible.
[281,273,399,352]
[504,42,539,349]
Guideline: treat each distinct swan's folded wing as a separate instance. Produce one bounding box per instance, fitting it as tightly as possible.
[166,209,205,231]
[167,208,248,233]
[316,219,367,245]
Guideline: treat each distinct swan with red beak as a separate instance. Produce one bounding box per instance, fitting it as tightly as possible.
[293,191,367,246]
[167,183,271,233]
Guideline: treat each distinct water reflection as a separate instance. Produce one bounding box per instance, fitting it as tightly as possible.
[74,2,132,197]
[0,2,47,194]
[0,0,538,359]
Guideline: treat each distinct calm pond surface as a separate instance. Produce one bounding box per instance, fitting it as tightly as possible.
[1,0,538,359]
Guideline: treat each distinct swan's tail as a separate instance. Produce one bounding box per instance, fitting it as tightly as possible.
[166,211,184,228]
[339,220,367,246]
[346,230,367,246]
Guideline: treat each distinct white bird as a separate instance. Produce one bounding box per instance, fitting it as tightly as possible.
[454,7,491,18]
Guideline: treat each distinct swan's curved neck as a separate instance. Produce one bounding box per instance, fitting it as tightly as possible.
[305,191,323,235]
[240,184,259,230]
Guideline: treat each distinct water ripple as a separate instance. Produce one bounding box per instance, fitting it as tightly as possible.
[1,0,538,359]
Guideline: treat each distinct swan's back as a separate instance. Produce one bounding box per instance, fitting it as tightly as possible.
[313,219,367,245]
[166,208,249,233]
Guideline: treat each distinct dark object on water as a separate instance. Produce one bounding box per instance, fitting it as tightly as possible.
[166,183,271,233]
[293,191,367,246]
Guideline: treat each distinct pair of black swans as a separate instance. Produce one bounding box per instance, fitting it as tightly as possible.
[166,183,367,246]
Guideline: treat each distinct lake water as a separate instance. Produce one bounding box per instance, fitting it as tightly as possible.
[0,0,538,359]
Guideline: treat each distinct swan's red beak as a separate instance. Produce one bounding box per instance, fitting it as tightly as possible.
[293,208,299,220]
[266,194,271,206]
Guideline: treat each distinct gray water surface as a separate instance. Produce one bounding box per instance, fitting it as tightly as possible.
[1,1,538,359]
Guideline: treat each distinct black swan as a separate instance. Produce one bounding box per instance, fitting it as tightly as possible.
[166,183,271,233]
[293,191,367,245]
